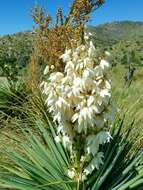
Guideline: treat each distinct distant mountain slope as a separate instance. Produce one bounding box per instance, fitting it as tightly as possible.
[0,21,143,67]
[0,32,33,74]
[89,21,143,47]
[88,21,143,65]
[1,21,142,47]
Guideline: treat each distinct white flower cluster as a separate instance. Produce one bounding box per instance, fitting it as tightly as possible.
[41,33,114,177]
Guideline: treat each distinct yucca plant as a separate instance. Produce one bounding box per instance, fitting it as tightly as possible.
[0,115,142,190]
[0,117,75,190]
[0,79,29,119]
[85,118,143,190]
[0,1,142,190]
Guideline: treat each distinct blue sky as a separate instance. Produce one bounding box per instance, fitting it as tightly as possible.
[0,0,143,35]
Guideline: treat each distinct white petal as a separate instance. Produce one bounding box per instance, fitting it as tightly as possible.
[100,89,110,97]
[49,72,64,82]
[67,169,75,179]
[54,136,61,143]
[43,65,49,75]
[105,51,111,57]
[100,59,110,71]
[71,113,79,123]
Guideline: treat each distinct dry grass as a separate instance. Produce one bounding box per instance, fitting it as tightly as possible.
[111,65,143,150]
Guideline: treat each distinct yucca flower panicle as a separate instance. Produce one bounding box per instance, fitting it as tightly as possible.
[41,31,115,178]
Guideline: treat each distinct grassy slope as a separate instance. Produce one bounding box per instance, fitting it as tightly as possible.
[111,65,143,147]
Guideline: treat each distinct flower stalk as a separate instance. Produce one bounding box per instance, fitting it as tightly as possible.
[41,30,115,182]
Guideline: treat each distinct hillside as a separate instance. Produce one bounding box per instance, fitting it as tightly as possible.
[89,21,143,65]
[0,32,33,75]
[89,21,143,47]
[0,21,143,70]
[0,32,33,64]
